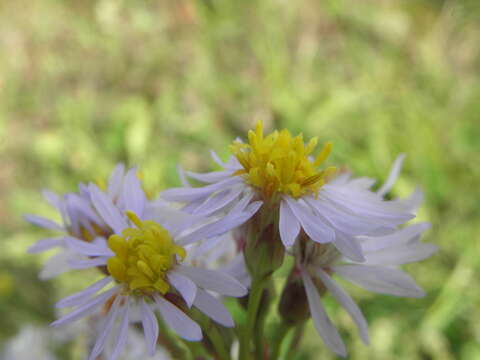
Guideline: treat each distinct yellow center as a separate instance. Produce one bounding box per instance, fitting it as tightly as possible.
[106,211,186,294]
[230,121,336,199]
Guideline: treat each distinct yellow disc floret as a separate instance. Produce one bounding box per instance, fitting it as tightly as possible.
[230,121,336,199]
[106,211,186,294]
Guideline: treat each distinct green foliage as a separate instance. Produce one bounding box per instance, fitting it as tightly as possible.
[1,0,479,358]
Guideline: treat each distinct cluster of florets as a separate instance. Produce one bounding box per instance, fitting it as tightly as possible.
[26,122,437,359]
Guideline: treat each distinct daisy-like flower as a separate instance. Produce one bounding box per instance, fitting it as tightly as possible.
[161,121,419,262]
[25,188,112,279]
[292,221,437,357]
[52,173,253,360]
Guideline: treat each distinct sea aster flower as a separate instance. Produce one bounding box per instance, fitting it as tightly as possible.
[293,221,437,357]
[24,188,112,279]
[52,173,252,360]
[161,121,420,261]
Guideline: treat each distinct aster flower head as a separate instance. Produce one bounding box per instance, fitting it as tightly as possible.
[230,121,336,200]
[52,166,250,360]
[25,188,113,279]
[161,121,419,262]
[285,219,437,357]
[24,164,156,278]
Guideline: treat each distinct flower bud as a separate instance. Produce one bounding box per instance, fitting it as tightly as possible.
[244,221,285,281]
[278,267,328,325]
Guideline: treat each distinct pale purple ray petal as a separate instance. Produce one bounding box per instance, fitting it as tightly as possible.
[109,300,130,360]
[176,210,255,246]
[89,183,128,234]
[285,197,335,244]
[347,177,377,190]
[88,295,123,360]
[141,299,159,356]
[301,268,347,357]
[191,187,243,216]
[185,170,233,184]
[177,165,192,187]
[305,196,383,235]
[333,264,426,298]
[24,215,64,231]
[175,265,247,297]
[107,163,126,198]
[397,187,424,212]
[28,237,64,253]
[64,236,114,257]
[210,150,227,167]
[122,167,146,216]
[377,154,406,197]
[56,276,113,308]
[69,257,108,270]
[167,271,197,308]
[321,186,414,225]
[160,177,242,203]
[154,295,202,341]
[279,200,300,247]
[363,243,438,266]
[332,232,365,262]
[51,286,120,327]
[39,250,72,280]
[314,268,369,344]
[193,288,234,327]
[42,189,62,209]
[361,222,431,252]
[144,201,204,237]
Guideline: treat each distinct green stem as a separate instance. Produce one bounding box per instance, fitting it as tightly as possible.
[285,324,305,360]
[270,322,291,360]
[206,322,231,360]
[239,277,267,360]
[254,305,267,360]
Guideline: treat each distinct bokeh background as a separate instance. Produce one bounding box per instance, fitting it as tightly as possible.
[0,0,479,359]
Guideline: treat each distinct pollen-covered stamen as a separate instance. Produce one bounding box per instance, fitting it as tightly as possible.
[106,211,186,294]
[230,121,336,199]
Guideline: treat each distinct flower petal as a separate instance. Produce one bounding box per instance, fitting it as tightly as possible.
[89,184,128,234]
[122,167,146,216]
[176,265,247,297]
[24,215,64,231]
[285,197,335,244]
[363,243,438,266]
[301,269,347,357]
[314,268,369,344]
[68,257,108,270]
[361,223,431,252]
[64,236,114,257]
[177,207,257,246]
[191,187,243,217]
[193,288,234,327]
[333,264,426,298]
[109,300,130,360]
[154,295,202,341]
[160,177,242,203]
[28,237,64,253]
[107,163,126,198]
[332,232,365,262]
[42,189,62,209]
[279,200,301,247]
[56,276,113,308]
[377,154,405,197]
[141,299,159,356]
[51,286,119,327]
[185,170,233,184]
[88,295,123,360]
[167,271,197,308]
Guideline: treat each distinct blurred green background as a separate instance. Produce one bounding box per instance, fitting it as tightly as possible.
[0,0,479,359]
